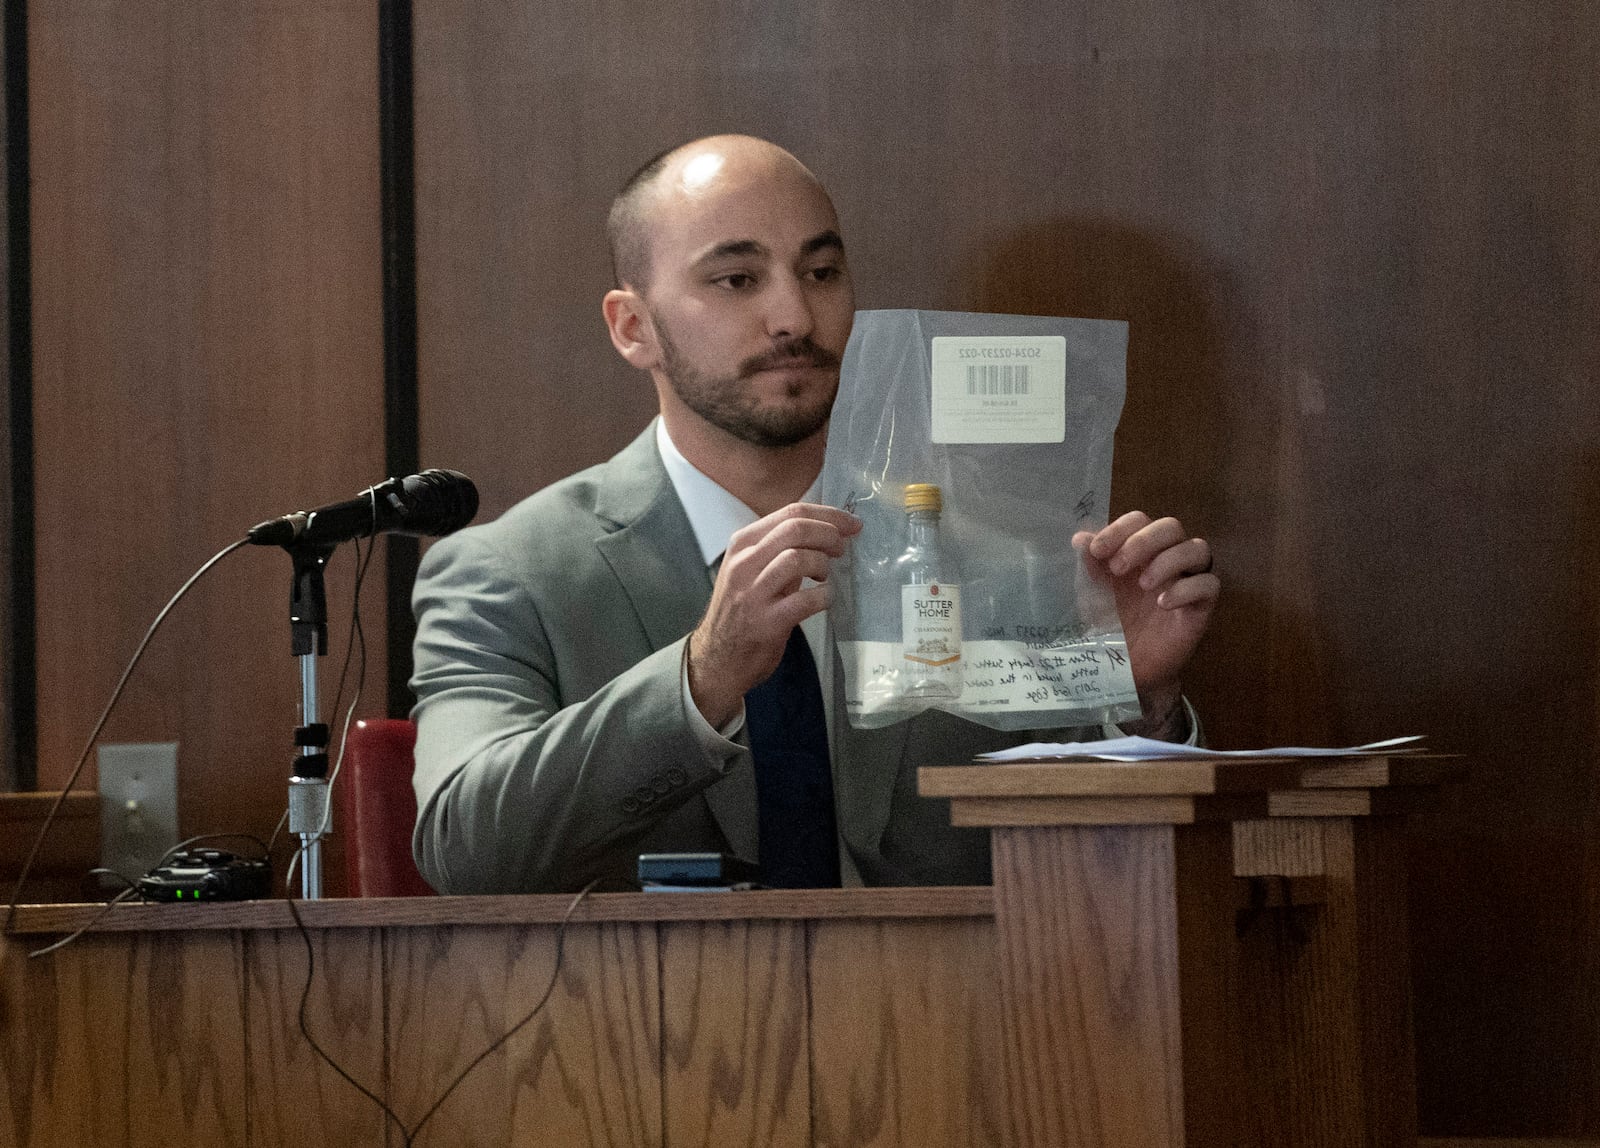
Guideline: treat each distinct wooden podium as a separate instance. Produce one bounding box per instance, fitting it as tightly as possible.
[919,752,1456,1148]
[0,753,1450,1147]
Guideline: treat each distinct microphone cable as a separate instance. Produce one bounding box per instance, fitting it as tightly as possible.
[264,522,611,1144]
[282,877,601,1148]
[4,535,251,936]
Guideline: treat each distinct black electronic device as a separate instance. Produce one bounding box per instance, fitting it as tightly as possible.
[137,848,272,902]
[637,852,762,889]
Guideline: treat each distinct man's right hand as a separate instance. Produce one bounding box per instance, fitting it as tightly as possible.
[687,502,861,727]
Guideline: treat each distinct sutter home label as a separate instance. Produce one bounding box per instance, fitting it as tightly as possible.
[901,583,962,667]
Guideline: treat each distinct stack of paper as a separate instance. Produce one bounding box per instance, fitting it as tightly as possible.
[975,735,1426,763]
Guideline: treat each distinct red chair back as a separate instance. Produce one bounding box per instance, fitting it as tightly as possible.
[339,718,435,897]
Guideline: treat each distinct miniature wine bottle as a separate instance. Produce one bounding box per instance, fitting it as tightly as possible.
[894,483,963,699]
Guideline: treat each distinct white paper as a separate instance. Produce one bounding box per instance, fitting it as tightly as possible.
[930,335,1067,443]
[975,735,1427,763]
[841,637,1140,719]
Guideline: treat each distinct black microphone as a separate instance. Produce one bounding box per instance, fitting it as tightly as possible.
[247,469,479,547]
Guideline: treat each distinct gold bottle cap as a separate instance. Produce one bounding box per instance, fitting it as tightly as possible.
[903,483,942,513]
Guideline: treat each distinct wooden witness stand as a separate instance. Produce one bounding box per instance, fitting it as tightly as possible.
[0,753,1454,1147]
[920,752,1454,1148]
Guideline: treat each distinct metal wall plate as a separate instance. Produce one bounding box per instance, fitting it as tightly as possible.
[98,742,179,880]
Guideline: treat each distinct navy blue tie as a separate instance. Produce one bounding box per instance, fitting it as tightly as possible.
[744,626,841,888]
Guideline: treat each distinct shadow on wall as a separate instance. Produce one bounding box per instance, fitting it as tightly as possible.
[957,216,1335,747]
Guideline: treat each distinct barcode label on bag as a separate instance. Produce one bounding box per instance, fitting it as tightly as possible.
[966,364,1031,396]
[932,336,1066,443]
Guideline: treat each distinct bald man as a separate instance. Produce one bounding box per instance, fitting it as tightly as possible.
[409,136,1220,894]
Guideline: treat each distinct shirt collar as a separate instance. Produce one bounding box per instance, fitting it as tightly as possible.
[655,419,822,567]
[656,419,759,567]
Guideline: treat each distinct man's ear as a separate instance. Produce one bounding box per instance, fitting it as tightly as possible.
[602,288,661,370]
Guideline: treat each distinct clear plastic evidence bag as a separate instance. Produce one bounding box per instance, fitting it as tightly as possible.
[819,309,1142,732]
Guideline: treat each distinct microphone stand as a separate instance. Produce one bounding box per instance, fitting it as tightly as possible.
[251,472,475,900]
[285,540,335,899]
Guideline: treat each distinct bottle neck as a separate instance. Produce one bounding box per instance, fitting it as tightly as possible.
[905,510,940,541]
[904,511,943,558]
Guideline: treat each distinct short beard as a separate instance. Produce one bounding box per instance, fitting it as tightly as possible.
[656,322,840,449]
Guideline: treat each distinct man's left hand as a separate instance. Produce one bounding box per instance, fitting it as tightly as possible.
[1073,512,1220,730]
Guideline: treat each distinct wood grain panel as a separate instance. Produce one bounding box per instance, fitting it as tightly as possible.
[990,823,1187,1147]
[7,885,994,935]
[920,759,1304,796]
[807,917,1008,1148]
[241,926,388,1146]
[381,923,518,1146]
[951,793,1266,827]
[1299,758,1465,790]
[659,919,810,1148]
[1234,818,1328,879]
[28,0,386,891]
[501,922,661,1148]
[383,921,661,1147]
[1228,816,1418,1147]
[3,879,1429,1146]
[1170,821,1249,1148]
[1228,820,1374,1146]
[1269,790,1379,818]
[988,821,1245,1147]
[0,930,248,1147]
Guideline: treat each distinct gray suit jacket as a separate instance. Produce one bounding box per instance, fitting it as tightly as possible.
[412,423,1023,893]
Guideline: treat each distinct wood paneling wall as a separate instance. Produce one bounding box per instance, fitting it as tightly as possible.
[0,0,13,794]
[411,1,1600,1135]
[27,0,388,888]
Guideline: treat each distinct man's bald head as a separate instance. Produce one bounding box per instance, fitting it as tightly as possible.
[606,135,829,292]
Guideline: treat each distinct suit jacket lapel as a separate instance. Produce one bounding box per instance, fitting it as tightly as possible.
[592,428,711,648]
[590,423,759,862]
